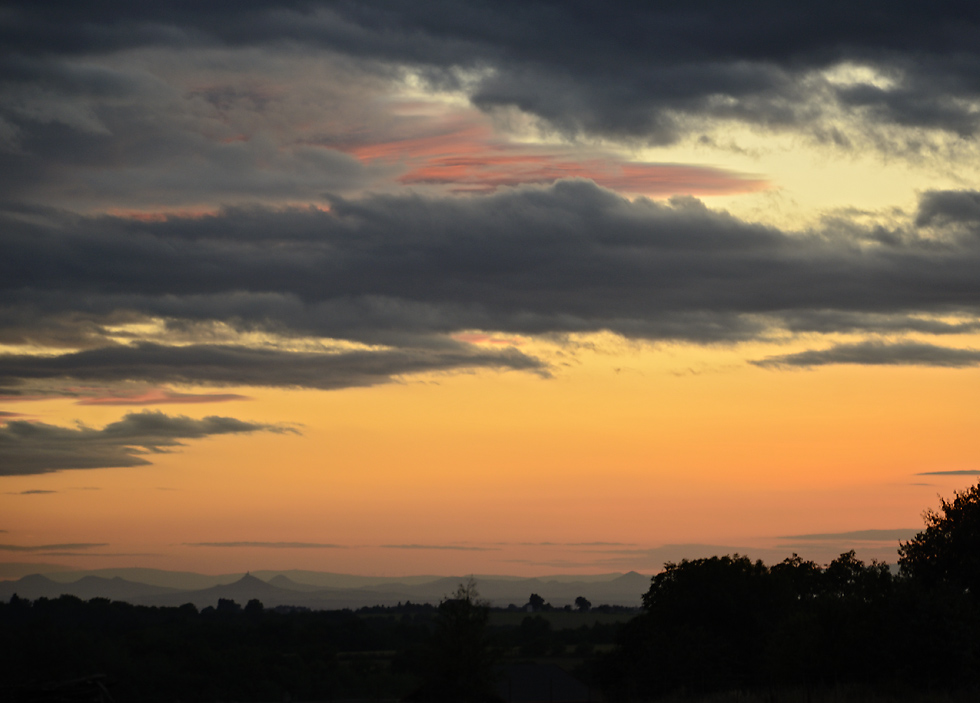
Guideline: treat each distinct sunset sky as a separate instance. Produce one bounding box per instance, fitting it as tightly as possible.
[3,1,980,578]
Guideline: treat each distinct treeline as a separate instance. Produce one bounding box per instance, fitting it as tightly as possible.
[1,595,416,701]
[3,559,978,703]
[596,482,980,700]
[0,594,623,702]
[596,550,980,700]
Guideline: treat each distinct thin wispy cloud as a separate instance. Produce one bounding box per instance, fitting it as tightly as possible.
[77,389,250,405]
[0,542,108,552]
[779,529,919,542]
[186,542,346,549]
[754,342,980,369]
[382,544,500,552]
[916,470,980,476]
[506,541,639,547]
[34,552,161,558]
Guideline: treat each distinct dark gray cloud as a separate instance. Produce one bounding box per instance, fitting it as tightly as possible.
[0,542,108,551]
[916,469,980,476]
[3,2,979,145]
[2,4,980,411]
[186,541,345,549]
[0,343,545,394]
[4,184,980,353]
[1,184,980,391]
[753,341,980,369]
[0,410,294,476]
[10,489,57,495]
[916,190,980,227]
[779,310,980,337]
[0,43,393,214]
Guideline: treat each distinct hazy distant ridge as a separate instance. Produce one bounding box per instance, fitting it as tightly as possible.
[0,569,649,608]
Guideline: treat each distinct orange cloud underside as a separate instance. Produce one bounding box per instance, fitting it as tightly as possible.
[103,208,221,222]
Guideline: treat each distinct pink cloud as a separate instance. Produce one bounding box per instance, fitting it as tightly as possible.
[338,106,767,197]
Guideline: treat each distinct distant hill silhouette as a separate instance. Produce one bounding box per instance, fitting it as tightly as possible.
[136,572,293,608]
[0,573,178,601]
[251,569,444,589]
[1,568,649,609]
[268,574,321,592]
[44,567,244,590]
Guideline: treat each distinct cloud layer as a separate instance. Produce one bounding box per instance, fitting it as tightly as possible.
[5,2,980,147]
[4,182,980,395]
[4,2,980,482]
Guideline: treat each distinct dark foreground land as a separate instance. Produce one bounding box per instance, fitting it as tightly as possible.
[2,554,980,703]
[0,594,628,702]
[7,481,980,703]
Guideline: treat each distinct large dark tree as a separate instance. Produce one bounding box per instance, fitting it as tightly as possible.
[899,481,980,596]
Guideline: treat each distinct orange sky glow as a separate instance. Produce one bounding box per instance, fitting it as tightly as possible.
[3,8,980,580]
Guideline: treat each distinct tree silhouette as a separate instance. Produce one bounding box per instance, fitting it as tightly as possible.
[416,579,500,702]
[899,480,980,596]
[574,596,592,612]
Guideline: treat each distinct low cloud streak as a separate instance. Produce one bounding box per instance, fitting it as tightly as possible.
[382,544,499,552]
[0,542,108,552]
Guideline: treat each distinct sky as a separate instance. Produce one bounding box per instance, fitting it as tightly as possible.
[3,1,980,578]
